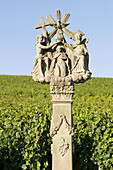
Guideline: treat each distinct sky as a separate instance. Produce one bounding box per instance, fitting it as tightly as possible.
[0,0,113,78]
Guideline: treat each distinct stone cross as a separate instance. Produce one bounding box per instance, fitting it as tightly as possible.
[32,9,91,170]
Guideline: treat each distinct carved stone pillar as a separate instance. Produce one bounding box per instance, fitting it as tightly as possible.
[33,9,92,170]
[50,77,74,170]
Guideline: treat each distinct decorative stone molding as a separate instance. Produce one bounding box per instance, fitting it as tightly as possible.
[50,85,74,94]
[58,138,69,157]
[50,77,74,101]
[50,115,74,137]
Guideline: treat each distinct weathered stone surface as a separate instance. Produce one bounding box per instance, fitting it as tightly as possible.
[50,79,74,170]
[32,9,92,170]
[32,9,91,84]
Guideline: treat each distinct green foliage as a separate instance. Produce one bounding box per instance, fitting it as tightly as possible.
[73,78,113,170]
[0,75,113,169]
[0,75,52,170]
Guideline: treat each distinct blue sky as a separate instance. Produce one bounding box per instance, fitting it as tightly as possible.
[0,0,113,78]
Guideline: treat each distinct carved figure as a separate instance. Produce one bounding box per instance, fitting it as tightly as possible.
[32,34,57,82]
[71,30,89,73]
[32,9,91,84]
[50,46,70,77]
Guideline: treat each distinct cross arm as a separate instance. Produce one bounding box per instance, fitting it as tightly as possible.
[35,22,50,29]
[63,28,75,40]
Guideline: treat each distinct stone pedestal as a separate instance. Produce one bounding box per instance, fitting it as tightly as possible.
[50,77,74,170]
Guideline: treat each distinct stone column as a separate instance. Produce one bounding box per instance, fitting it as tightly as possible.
[50,77,74,170]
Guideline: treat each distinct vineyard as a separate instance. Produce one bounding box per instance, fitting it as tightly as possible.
[0,75,113,170]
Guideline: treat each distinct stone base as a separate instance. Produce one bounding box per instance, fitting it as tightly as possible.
[50,79,74,170]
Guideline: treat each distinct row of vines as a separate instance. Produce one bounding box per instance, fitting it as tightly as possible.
[0,75,113,169]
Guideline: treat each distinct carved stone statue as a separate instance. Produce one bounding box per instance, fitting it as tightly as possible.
[32,10,92,170]
[71,29,89,73]
[50,45,70,77]
[32,34,57,82]
[32,9,91,84]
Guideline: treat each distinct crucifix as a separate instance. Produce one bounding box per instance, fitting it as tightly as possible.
[32,9,91,170]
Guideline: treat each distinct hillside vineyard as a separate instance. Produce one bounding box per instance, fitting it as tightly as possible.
[0,75,113,169]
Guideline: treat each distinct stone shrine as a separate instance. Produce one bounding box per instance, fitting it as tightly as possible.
[32,9,91,170]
